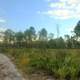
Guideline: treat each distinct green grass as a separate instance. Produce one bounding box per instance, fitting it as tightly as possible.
[2,48,80,80]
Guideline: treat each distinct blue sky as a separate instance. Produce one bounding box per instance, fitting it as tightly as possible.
[0,0,80,37]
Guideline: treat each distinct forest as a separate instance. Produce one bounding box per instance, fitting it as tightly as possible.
[0,20,80,49]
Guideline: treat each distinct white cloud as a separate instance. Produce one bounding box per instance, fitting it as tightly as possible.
[53,9,71,19]
[0,18,7,32]
[66,0,79,5]
[37,11,41,14]
[44,9,71,19]
[0,27,6,32]
[45,0,52,2]
[67,26,75,32]
[0,19,6,23]
[49,2,65,8]
[42,0,80,19]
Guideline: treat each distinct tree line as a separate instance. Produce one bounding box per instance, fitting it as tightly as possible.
[0,20,80,48]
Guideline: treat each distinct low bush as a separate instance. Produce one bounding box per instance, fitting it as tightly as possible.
[2,48,80,80]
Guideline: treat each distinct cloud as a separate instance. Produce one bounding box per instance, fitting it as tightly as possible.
[0,18,7,32]
[0,27,7,32]
[45,9,73,19]
[0,19,6,23]
[45,0,52,2]
[49,2,65,8]
[67,26,75,32]
[41,0,80,19]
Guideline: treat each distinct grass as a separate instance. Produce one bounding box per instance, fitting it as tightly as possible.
[1,48,80,80]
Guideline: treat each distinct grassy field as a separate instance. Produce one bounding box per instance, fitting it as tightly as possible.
[1,48,80,80]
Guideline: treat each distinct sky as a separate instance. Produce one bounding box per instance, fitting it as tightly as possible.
[0,0,80,37]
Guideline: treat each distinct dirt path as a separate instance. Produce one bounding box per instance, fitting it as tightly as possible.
[24,70,55,80]
[0,54,26,80]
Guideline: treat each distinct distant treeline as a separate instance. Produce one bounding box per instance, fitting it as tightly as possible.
[0,20,80,49]
[0,37,80,49]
